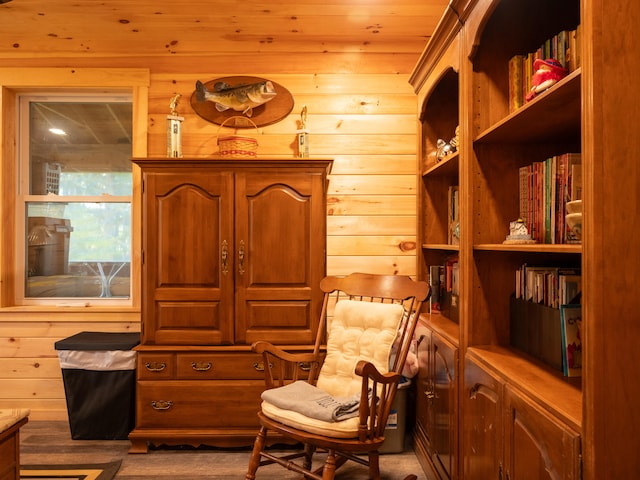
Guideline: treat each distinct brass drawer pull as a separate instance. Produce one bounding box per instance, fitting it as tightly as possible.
[238,240,246,275]
[145,361,167,372]
[151,400,173,411]
[299,362,312,372]
[221,240,229,275]
[191,361,212,372]
[253,361,273,372]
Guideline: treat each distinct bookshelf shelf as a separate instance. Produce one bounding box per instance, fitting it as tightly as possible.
[422,243,459,252]
[474,243,581,254]
[475,69,581,145]
[422,151,459,177]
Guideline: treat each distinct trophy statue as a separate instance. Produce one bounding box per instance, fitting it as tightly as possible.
[297,105,309,158]
[167,94,184,158]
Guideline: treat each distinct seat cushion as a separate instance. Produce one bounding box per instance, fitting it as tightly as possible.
[260,299,405,436]
[316,299,405,398]
[261,401,361,438]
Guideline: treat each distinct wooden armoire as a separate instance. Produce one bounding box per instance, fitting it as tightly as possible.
[128,158,332,453]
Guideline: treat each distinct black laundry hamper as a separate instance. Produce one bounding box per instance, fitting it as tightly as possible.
[55,331,140,440]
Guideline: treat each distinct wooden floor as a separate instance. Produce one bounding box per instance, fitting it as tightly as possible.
[20,421,435,479]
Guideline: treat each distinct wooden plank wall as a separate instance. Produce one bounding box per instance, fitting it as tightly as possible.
[0,55,419,420]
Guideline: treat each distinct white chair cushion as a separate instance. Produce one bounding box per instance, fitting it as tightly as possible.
[261,299,404,436]
[316,299,405,398]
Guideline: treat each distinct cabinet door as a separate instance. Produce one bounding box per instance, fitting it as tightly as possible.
[504,385,581,480]
[415,324,432,445]
[464,357,503,480]
[142,171,235,345]
[234,171,325,345]
[431,333,458,479]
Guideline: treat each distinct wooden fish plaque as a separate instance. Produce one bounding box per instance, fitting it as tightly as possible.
[190,76,294,128]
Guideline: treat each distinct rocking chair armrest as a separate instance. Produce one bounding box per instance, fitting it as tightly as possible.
[354,359,402,386]
[251,341,320,364]
[252,341,323,388]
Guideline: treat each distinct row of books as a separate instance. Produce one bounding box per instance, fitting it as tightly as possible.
[510,295,582,377]
[515,263,581,308]
[508,26,581,112]
[512,263,582,376]
[518,152,582,244]
[428,254,459,322]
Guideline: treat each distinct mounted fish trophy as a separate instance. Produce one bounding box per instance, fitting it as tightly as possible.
[195,79,277,118]
[190,76,294,128]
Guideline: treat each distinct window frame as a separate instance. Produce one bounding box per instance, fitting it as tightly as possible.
[0,68,148,310]
[17,92,134,306]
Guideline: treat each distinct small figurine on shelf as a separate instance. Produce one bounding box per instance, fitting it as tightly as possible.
[525,58,569,102]
[503,219,536,244]
[436,139,453,162]
[449,125,460,153]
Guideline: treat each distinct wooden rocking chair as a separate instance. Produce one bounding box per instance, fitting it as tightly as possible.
[245,272,430,480]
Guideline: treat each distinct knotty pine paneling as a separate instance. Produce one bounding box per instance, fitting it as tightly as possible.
[1,53,419,419]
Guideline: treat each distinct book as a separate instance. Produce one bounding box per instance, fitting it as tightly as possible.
[559,273,582,305]
[560,304,583,376]
[428,265,443,313]
[447,185,460,245]
[517,153,581,244]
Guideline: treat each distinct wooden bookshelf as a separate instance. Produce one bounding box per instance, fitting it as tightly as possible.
[410,0,594,478]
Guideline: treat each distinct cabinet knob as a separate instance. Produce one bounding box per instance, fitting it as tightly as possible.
[191,361,212,372]
[424,390,435,399]
[151,400,173,411]
[145,361,167,372]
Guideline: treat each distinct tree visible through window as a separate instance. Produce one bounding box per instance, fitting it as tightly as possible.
[19,94,132,304]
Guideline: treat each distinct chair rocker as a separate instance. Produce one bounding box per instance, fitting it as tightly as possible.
[245,272,430,480]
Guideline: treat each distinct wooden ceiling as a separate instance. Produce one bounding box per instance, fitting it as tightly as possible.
[0,0,450,58]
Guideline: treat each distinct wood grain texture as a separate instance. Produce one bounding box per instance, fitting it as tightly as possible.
[0,1,439,421]
[20,421,436,479]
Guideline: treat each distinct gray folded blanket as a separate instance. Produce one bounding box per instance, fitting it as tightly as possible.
[261,380,361,422]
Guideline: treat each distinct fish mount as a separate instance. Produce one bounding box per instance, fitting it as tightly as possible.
[190,76,294,128]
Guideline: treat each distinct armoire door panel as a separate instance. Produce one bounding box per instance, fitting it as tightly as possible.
[156,186,221,286]
[234,171,325,345]
[143,171,234,345]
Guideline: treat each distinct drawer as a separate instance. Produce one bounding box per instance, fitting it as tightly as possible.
[176,352,266,379]
[137,353,175,379]
[136,380,265,428]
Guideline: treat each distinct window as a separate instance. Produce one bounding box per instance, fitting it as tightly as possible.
[18,93,133,305]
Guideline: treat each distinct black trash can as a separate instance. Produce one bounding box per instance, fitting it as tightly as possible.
[54,331,140,440]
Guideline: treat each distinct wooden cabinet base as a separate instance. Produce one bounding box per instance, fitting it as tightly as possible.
[128,428,294,454]
[128,428,253,453]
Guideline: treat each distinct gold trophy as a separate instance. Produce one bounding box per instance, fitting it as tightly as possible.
[167,94,184,158]
[297,105,309,158]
